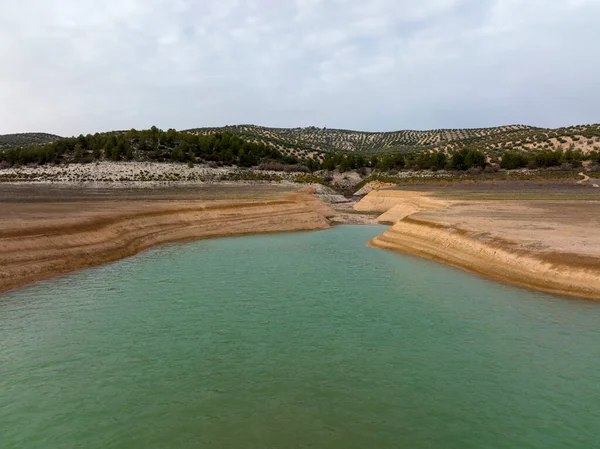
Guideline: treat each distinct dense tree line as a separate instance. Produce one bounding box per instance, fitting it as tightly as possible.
[500,148,597,169]
[322,153,368,172]
[362,148,486,172]
[2,126,597,174]
[0,127,300,168]
[321,148,487,172]
[0,124,491,174]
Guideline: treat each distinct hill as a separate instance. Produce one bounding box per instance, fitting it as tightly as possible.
[186,124,531,155]
[0,133,62,149]
[185,123,600,162]
[2,124,600,173]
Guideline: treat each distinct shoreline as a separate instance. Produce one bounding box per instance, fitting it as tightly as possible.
[357,190,600,301]
[3,180,599,301]
[369,218,600,301]
[0,188,336,296]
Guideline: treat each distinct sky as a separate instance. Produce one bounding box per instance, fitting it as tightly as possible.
[1,0,599,136]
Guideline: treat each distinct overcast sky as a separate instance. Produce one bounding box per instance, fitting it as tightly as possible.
[1,0,599,136]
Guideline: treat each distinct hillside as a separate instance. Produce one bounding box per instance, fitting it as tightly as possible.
[188,124,534,153]
[2,124,600,174]
[186,124,600,162]
[0,133,62,149]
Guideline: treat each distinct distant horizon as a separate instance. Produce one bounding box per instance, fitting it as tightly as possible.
[3,121,600,139]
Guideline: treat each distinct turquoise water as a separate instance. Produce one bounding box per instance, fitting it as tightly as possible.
[2,226,600,448]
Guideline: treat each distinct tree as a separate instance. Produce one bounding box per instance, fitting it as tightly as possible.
[150,125,159,140]
[500,152,528,169]
[138,136,150,152]
[532,150,561,168]
[392,153,405,169]
[355,155,366,169]
[74,143,83,162]
[561,147,582,166]
[76,134,88,150]
[238,149,257,167]
[450,148,486,170]
[306,158,319,172]
[376,155,394,171]
[165,128,177,146]
[179,141,189,157]
[151,142,160,160]
[117,136,127,153]
[347,154,357,170]
[464,149,486,169]
[338,157,352,172]
[430,152,447,171]
[322,155,336,171]
[92,145,102,160]
[127,128,139,139]
[171,147,184,162]
[104,136,116,159]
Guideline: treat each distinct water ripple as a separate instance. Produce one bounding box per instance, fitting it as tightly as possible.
[2,226,600,449]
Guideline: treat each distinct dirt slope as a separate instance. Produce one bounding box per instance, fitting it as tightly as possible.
[0,189,333,294]
[358,189,600,300]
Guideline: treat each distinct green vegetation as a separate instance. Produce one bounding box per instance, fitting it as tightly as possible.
[0,133,61,149]
[0,127,301,168]
[501,148,587,169]
[448,148,486,170]
[186,124,536,157]
[2,123,600,175]
[185,123,600,160]
[500,152,529,169]
[184,123,600,173]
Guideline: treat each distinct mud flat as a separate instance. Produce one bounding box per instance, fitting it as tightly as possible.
[358,189,600,300]
[0,184,334,294]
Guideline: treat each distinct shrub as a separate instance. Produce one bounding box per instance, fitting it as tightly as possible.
[257,162,286,171]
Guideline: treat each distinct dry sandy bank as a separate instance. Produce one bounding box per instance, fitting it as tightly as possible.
[357,189,600,300]
[0,185,334,295]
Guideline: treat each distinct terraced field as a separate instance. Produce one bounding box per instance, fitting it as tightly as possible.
[4,123,600,165]
[430,124,600,163]
[186,124,600,161]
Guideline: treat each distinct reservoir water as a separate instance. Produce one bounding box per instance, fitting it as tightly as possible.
[2,226,600,448]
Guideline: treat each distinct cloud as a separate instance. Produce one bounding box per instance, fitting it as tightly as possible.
[0,0,598,135]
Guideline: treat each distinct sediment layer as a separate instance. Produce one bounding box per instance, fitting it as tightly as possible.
[358,189,600,300]
[370,217,600,300]
[0,191,333,295]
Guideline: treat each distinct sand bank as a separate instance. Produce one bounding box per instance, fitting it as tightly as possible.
[0,187,333,295]
[358,189,600,300]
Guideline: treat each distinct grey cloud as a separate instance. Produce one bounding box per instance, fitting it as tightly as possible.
[0,0,598,135]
